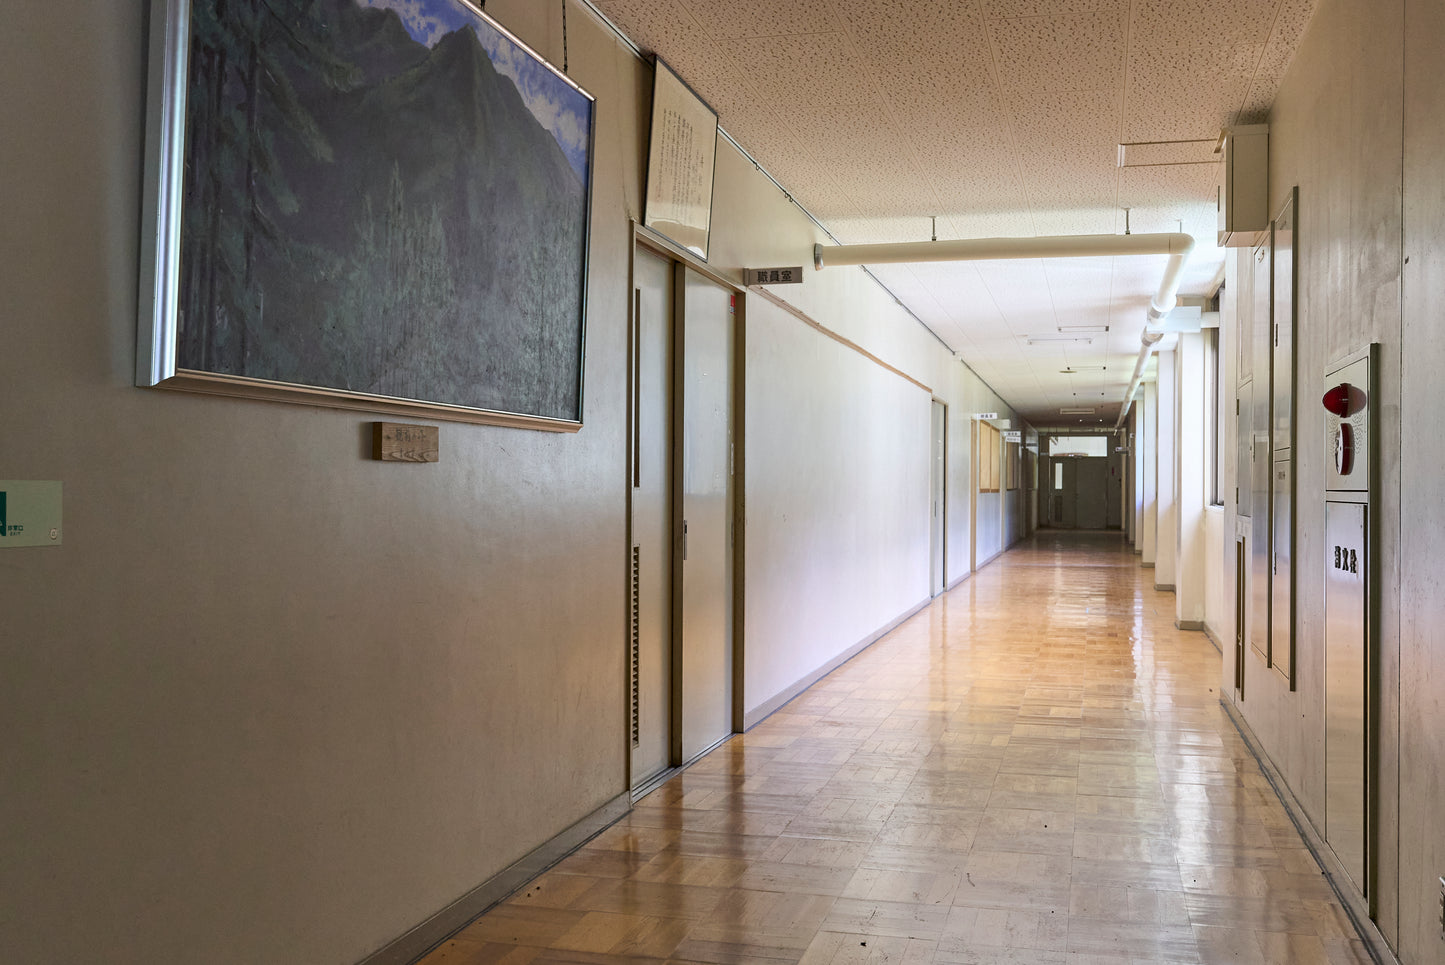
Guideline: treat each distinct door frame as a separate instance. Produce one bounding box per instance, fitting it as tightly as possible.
[628,224,746,790]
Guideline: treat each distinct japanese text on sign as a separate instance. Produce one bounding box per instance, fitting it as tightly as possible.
[747,267,804,285]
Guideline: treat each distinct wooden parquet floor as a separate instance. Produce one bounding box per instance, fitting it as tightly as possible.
[417,532,1372,964]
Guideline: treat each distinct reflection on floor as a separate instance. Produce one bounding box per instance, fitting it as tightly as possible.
[418,532,1371,964]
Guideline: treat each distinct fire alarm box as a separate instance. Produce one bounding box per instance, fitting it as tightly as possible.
[1218,124,1269,247]
[1322,349,1374,494]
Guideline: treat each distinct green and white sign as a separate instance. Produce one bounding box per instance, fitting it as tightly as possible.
[0,481,62,547]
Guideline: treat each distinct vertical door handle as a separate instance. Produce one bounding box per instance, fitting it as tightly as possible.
[632,289,642,488]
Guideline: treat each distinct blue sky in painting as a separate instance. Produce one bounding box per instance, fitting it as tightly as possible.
[357,0,591,180]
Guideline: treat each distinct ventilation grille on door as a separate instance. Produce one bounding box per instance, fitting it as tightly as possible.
[630,545,641,749]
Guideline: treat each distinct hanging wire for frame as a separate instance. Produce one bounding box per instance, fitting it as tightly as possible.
[562,0,569,73]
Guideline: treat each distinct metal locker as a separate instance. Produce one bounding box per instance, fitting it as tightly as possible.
[1321,345,1377,904]
[1324,500,1368,892]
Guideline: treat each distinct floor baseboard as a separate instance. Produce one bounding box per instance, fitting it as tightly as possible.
[743,597,931,730]
[1220,699,1399,965]
[358,793,631,965]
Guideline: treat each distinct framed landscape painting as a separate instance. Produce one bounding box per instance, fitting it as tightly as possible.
[138,0,595,430]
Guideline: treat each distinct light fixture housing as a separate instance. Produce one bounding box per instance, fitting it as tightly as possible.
[1026,335,1094,346]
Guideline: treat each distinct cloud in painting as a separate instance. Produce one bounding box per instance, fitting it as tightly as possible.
[357,0,469,48]
[473,19,591,180]
[354,0,591,180]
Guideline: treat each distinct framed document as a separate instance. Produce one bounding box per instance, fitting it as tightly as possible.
[643,59,719,260]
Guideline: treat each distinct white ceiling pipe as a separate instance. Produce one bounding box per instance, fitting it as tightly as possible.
[1115,330,1165,429]
[812,231,1196,427]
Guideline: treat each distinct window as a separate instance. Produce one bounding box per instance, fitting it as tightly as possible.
[1006,441,1020,490]
[978,422,1000,492]
[1048,435,1108,457]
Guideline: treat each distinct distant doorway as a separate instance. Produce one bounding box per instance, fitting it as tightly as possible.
[1050,457,1111,529]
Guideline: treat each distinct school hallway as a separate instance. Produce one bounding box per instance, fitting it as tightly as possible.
[422,533,1369,965]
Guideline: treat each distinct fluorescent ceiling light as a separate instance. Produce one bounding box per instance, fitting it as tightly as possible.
[1025,335,1093,345]
[1060,407,1097,415]
[1057,325,1108,333]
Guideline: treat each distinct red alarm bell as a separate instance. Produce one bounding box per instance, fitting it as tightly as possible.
[1322,382,1366,417]
[1335,423,1355,475]
[1323,382,1364,477]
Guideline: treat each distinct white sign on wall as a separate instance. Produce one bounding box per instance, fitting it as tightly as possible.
[643,59,719,260]
[0,480,63,547]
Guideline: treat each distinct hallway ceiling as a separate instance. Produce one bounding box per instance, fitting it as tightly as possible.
[588,0,1320,426]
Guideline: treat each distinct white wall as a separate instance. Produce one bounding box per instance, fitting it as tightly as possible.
[1154,349,1178,589]
[742,295,932,717]
[1202,507,1227,640]
[1140,382,1158,565]
[705,140,1029,722]
[1174,335,1208,628]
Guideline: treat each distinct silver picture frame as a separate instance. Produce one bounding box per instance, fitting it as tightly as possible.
[138,0,596,431]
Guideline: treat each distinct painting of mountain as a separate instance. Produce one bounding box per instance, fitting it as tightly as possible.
[173,0,593,422]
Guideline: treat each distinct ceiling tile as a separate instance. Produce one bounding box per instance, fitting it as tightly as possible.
[990,9,1129,92]
[1117,161,1218,208]
[1124,43,1262,141]
[1239,0,1320,115]
[980,0,1126,19]
[838,0,996,101]
[757,149,860,219]
[1030,208,1120,235]
[677,0,842,40]
[817,159,940,215]
[595,0,711,59]
[723,32,876,108]
[1131,0,1280,47]
[943,210,1037,239]
[1009,89,1124,152]
[976,261,1058,330]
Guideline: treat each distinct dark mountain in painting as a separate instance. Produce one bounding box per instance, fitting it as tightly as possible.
[177,0,589,420]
